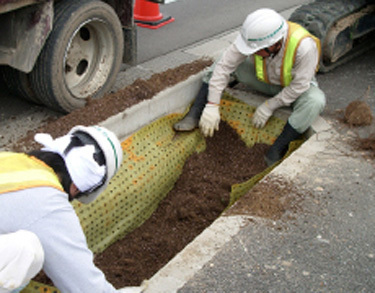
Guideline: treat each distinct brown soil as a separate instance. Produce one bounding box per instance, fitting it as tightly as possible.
[341,89,375,158]
[343,86,373,127]
[93,122,269,287]
[344,100,373,126]
[227,175,305,221]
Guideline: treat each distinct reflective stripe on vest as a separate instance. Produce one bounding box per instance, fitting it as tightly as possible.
[0,152,64,194]
[254,21,321,87]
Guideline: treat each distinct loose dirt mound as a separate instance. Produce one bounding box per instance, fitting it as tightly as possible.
[344,86,373,127]
[341,86,375,158]
[344,100,373,126]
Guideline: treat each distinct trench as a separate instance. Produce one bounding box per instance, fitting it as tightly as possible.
[26,74,307,293]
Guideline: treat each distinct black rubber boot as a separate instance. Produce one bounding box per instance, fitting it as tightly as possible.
[264,122,301,166]
[173,82,209,131]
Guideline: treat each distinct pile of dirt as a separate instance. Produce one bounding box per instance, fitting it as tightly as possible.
[343,86,373,127]
[93,122,270,287]
[344,100,373,126]
[227,175,305,221]
[11,58,213,152]
[341,86,375,159]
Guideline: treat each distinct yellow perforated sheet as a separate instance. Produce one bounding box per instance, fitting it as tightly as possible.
[219,93,303,206]
[24,93,303,292]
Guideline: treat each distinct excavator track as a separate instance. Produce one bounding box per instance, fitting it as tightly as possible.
[289,0,375,72]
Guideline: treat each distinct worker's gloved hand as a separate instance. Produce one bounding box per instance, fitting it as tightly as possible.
[199,103,220,137]
[252,97,282,129]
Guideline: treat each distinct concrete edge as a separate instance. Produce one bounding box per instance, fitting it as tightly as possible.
[142,215,258,293]
[100,72,204,141]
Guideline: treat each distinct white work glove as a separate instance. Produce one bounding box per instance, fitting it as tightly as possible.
[252,97,282,129]
[0,231,44,292]
[199,103,220,137]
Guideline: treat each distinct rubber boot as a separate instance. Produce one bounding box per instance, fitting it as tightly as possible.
[173,82,208,131]
[264,122,301,167]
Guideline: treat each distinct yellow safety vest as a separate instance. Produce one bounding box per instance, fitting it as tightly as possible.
[0,152,63,194]
[254,21,321,87]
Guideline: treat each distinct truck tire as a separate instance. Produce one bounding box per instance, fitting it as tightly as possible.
[0,66,41,104]
[30,0,124,112]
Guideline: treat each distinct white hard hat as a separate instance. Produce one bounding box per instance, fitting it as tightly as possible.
[68,125,123,204]
[234,8,287,55]
[0,230,44,292]
[35,125,123,203]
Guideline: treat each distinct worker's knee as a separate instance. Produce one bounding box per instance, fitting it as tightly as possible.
[297,85,326,114]
[289,86,326,133]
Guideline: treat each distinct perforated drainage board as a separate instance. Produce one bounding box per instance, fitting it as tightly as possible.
[24,92,303,293]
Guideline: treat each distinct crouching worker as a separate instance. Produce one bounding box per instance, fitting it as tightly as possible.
[174,8,326,166]
[0,125,142,292]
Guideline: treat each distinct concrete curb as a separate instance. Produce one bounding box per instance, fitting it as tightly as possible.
[143,215,255,293]
[100,72,204,141]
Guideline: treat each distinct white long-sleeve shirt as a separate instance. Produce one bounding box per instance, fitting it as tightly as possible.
[208,28,319,107]
[0,187,117,293]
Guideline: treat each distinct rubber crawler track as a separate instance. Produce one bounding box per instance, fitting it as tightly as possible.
[289,0,370,72]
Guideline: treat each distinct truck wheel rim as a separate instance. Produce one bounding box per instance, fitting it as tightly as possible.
[64,18,114,99]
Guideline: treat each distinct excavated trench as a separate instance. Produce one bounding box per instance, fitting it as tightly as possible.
[14,59,372,292]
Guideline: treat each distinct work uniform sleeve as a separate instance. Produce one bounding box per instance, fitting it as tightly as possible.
[207,43,247,104]
[30,203,118,293]
[273,37,319,106]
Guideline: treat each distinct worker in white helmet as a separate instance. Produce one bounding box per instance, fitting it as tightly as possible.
[174,8,326,166]
[0,126,142,292]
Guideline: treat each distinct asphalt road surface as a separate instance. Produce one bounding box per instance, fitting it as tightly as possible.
[137,0,309,63]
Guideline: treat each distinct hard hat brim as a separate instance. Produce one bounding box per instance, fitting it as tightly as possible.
[234,33,260,55]
[77,182,108,204]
